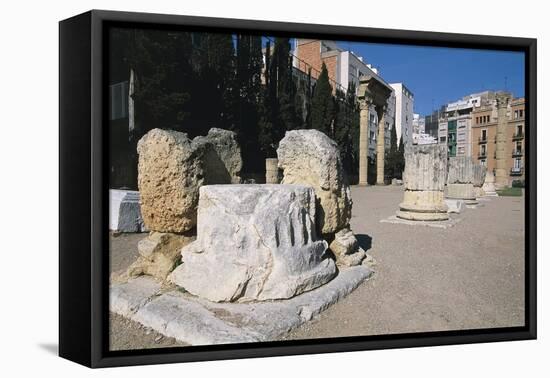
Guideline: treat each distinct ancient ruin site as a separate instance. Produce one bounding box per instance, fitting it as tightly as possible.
[108,124,524,349]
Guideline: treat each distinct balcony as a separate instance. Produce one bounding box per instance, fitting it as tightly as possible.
[510,168,523,176]
[513,132,524,141]
[512,150,523,157]
[478,136,488,144]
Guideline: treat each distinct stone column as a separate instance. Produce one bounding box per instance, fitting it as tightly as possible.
[396,144,449,221]
[376,106,386,185]
[482,169,498,196]
[446,156,477,205]
[473,164,487,198]
[495,94,510,189]
[358,98,372,185]
[265,158,279,184]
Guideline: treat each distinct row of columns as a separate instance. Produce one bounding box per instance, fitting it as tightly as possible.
[358,97,388,186]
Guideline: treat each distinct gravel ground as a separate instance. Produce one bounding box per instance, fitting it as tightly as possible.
[110,185,525,349]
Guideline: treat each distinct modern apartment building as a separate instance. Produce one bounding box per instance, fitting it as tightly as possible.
[389,83,414,146]
[471,96,526,184]
[293,38,396,158]
[438,91,498,158]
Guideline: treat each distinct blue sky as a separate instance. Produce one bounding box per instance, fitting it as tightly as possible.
[337,41,525,117]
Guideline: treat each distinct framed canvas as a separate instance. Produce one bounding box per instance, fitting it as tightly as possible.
[59,9,537,368]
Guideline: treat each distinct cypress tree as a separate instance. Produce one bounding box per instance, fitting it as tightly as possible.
[385,123,399,179]
[125,29,194,138]
[235,35,263,173]
[310,63,334,135]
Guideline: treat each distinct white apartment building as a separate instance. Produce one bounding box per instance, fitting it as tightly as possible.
[389,83,414,146]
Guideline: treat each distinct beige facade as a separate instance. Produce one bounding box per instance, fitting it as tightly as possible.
[471,97,526,186]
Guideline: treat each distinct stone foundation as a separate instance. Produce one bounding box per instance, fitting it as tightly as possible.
[446,183,477,205]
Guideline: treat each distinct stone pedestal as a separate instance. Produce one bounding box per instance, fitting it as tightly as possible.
[482,170,498,196]
[473,164,487,199]
[447,156,477,205]
[170,184,337,302]
[109,189,146,233]
[396,145,449,221]
[265,158,280,184]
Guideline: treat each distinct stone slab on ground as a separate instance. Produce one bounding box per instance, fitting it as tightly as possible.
[380,214,462,229]
[111,266,373,345]
[445,199,466,214]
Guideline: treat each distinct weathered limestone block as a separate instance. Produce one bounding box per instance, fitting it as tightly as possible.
[126,232,194,281]
[397,145,449,221]
[473,164,487,198]
[329,227,366,267]
[446,156,477,204]
[277,129,351,235]
[109,189,146,233]
[482,170,498,196]
[195,128,242,184]
[265,158,280,184]
[137,128,242,233]
[170,185,337,302]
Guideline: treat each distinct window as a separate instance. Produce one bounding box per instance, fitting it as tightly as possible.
[514,158,522,170]
[481,144,486,155]
[514,110,519,119]
[480,159,486,166]
[515,141,522,154]
[519,109,524,118]
[109,81,129,121]
[516,125,523,136]
[440,136,446,142]
[481,129,487,140]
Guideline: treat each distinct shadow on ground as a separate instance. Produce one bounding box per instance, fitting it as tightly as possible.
[38,343,58,355]
[355,234,372,252]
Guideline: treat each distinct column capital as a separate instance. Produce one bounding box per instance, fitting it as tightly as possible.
[358,96,374,110]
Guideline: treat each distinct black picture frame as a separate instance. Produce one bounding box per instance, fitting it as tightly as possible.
[59,9,537,368]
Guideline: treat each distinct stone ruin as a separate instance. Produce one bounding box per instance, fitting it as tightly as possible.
[277,129,366,267]
[265,158,280,184]
[110,127,374,345]
[120,127,243,281]
[482,169,498,196]
[473,164,487,199]
[446,156,478,205]
[169,185,336,302]
[396,144,449,221]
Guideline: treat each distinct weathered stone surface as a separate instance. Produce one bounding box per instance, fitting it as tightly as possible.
[265,158,280,184]
[397,145,449,221]
[137,128,242,233]
[446,157,478,204]
[110,276,162,318]
[109,190,146,233]
[446,183,477,204]
[447,156,475,185]
[277,130,351,235]
[473,164,487,188]
[329,227,366,267]
[111,266,373,345]
[482,170,498,196]
[445,198,466,214]
[170,184,337,302]
[137,129,210,233]
[126,232,194,281]
[195,128,242,184]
